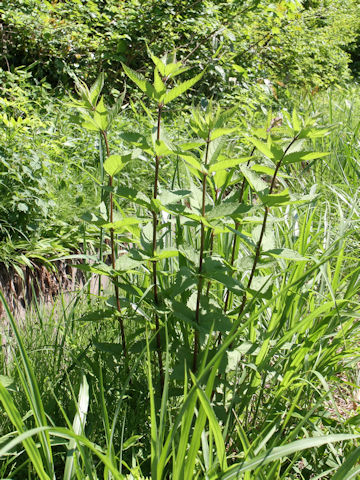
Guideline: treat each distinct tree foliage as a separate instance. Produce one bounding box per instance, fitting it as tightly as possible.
[1,0,360,99]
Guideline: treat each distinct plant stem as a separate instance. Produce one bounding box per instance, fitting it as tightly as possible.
[192,129,211,372]
[236,135,299,320]
[152,104,165,390]
[101,130,127,357]
[223,148,255,314]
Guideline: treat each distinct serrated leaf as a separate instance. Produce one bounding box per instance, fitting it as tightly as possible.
[89,72,104,105]
[108,90,125,129]
[180,152,204,173]
[210,128,237,141]
[122,63,155,98]
[102,218,142,231]
[77,309,115,322]
[248,274,273,299]
[207,137,225,165]
[82,117,100,132]
[154,67,166,98]
[292,108,301,131]
[249,137,274,159]
[251,164,275,175]
[155,140,172,156]
[103,154,124,176]
[149,52,166,76]
[252,224,275,250]
[163,71,204,104]
[209,156,250,173]
[259,189,291,207]
[283,151,329,165]
[240,165,269,194]
[151,249,179,261]
[115,255,142,271]
[207,202,251,220]
[117,187,151,209]
[94,96,109,131]
[176,139,205,151]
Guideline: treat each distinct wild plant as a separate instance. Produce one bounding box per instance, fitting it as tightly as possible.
[1,56,360,479]
[70,74,128,355]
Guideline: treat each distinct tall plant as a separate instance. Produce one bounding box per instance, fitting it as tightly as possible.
[122,53,203,386]
[71,74,127,355]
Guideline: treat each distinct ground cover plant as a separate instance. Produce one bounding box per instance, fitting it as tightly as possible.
[0,46,360,480]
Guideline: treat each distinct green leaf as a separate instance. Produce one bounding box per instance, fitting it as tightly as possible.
[122,63,155,98]
[209,157,251,173]
[259,189,291,207]
[207,202,251,220]
[283,151,329,165]
[180,152,205,173]
[89,72,104,106]
[154,67,166,98]
[122,435,142,451]
[77,309,115,322]
[151,249,179,261]
[251,164,275,176]
[0,375,15,391]
[107,90,125,129]
[220,434,360,479]
[264,248,307,261]
[249,137,274,159]
[155,140,172,156]
[163,71,204,104]
[102,218,142,231]
[149,52,166,76]
[63,375,89,480]
[117,187,151,209]
[332,446,360,480]
[292,108,301,131]
[94,96,109,131]
[81,114,101,132]
[240,165,269,194]
[210,128,237,141]
[103,154,124,177]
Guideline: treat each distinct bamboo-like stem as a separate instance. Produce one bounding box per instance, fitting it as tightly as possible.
[101,130,127,357]
[236,134,299,320]
[192,129,211,373]
[152,104,165,390]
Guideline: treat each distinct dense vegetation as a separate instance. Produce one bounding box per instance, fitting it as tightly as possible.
[1,1,360,479]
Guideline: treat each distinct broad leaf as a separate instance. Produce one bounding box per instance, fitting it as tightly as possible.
[103,154,124,177]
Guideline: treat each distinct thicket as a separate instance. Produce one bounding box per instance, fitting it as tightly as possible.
[1,0,360,99]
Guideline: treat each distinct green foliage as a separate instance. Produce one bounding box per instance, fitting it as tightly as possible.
[2,6,360,474]
[1,0,360,102]
[1,57,359,480]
